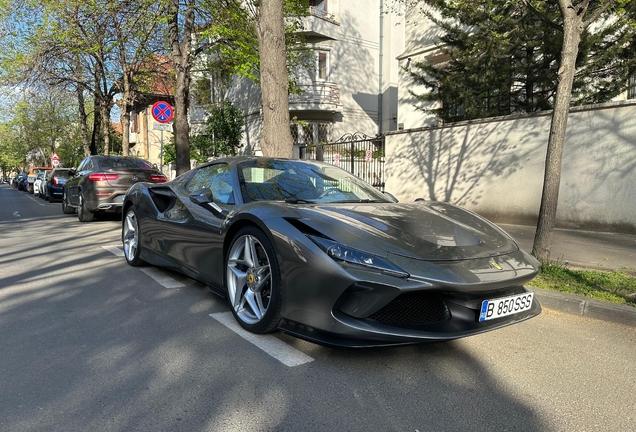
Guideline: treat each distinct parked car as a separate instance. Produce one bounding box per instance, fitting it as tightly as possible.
[62,155,167,221]
[33,171,51,197]
[45,168,72,202]
[15,173,27,191]
[38,170,52,199]
[26,167,50,194]
[121,156,541,346]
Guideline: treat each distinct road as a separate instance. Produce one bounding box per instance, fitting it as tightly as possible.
[1,183,635,432]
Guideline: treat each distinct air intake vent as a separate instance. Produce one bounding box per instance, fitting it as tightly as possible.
[367,292,450,327]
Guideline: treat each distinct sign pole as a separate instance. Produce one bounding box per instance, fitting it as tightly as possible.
[160,130,164,174]
[151,101,174,177]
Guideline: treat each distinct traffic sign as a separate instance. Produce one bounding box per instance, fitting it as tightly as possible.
[151,101,174,123]
[51,152,60,167]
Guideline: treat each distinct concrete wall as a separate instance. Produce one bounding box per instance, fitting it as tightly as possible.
[385,100,636,233]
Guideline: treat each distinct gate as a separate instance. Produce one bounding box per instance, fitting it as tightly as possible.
[300,132,386,191]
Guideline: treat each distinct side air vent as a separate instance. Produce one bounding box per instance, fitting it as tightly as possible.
[149,188,175,213]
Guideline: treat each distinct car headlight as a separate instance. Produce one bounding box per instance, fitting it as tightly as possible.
[308,236,409,278]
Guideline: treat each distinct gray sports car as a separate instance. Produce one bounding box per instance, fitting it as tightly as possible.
[122,157,541,347]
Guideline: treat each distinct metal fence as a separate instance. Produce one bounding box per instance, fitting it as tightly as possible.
[300,132,386,191]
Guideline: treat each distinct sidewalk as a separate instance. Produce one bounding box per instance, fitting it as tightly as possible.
[499,224,636,327]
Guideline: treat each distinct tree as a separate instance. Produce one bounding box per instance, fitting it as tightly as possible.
[162,100,245,164]
[401,0,636,123]
[532,0,634,261]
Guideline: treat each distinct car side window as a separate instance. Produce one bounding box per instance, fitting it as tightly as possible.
[186,164,235,205]
[77,159,89,172]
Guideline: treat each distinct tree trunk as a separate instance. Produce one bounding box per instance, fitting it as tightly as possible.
[256,0,293,158]
[120,108,131,157]
[77,86,91,157]
[90,100,102,156]
[120,72,132,157]
[174,67,191,174]
[168,0,194,176]
[532,4,583,262]
[101,102,111,156]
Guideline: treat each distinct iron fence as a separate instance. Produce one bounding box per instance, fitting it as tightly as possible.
[300,132,385,191]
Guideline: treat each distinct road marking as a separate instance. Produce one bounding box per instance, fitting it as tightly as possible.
[102,245,124,257]
[210,312,314,367]
[25,194,45,206]
[139,267,185,289]
[102,245,184,288]
[13,211,20,218]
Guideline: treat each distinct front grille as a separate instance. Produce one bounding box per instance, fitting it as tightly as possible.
[367,292,450,327]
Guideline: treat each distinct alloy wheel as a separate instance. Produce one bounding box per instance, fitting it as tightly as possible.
[123,209,139,263]
[227,234,273,325]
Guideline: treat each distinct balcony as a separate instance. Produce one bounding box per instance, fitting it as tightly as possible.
[309,6,337,24]
[290,82,340,104]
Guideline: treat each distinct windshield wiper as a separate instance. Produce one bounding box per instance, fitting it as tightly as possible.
[327,199,383,203]
[284,198,315,204]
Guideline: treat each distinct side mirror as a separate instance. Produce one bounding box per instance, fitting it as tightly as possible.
[189,188,223,214]
[383,191,399,203]
[67,169,76,176]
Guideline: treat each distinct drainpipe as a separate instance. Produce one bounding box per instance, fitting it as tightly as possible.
[378,1,384,135]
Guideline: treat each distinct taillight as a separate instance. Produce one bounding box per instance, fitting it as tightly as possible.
[53,176,59,186]
[150,174,168,183]
[88,173,119,181]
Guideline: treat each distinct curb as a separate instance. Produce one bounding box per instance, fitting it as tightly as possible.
[529,286,636,328]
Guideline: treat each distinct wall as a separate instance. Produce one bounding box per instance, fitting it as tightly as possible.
[385,100,636,233]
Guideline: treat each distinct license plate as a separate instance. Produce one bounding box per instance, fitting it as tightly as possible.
[479,292,534,322]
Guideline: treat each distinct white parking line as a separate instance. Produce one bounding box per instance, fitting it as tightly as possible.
[210,312,315,367]
[139,267,186,289]
[102,245,124,257]
[102,245,185,289]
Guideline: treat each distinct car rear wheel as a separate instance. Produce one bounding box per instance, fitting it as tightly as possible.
[122,206,145,266]
[77,194,94,222]
[62,190,75,214]
[226,226,282,334]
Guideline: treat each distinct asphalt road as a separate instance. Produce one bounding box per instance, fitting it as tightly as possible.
[1,183,635,432]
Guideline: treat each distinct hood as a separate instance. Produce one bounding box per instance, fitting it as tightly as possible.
[297,201,519,261]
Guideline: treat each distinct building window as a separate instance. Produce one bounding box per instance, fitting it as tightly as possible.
[310,0,327,14]
[317,51,328,81]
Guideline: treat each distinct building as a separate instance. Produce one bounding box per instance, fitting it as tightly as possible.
[212,1,404,157]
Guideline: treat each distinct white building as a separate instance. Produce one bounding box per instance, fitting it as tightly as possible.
[217,1,405,157]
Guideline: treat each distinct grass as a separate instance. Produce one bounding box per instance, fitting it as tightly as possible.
[530,262,636,307]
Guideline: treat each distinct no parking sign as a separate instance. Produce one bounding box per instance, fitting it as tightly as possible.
[151,101,174,123]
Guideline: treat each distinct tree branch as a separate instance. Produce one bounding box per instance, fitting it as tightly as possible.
[521,0,563,32]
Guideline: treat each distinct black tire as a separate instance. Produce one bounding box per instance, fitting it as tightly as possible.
[122,206,145,266]
[62,190,76,214]
[225,226,282,334]
[77,194,94,222]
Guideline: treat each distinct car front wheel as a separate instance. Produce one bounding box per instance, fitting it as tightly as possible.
[226,226,282,334]
[122,206,145,266]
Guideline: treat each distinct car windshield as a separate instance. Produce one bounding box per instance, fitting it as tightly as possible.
[238,159,391,204]
[97,157,154,170]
